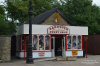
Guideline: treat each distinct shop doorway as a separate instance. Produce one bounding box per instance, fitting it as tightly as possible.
[51,35,66,57]
[55,37,62,56]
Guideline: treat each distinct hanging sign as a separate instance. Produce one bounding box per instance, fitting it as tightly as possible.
[47,25,69,34]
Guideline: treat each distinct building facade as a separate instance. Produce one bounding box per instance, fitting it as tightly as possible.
[16,8,88,59]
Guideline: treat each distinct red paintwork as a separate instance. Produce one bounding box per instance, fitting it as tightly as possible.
[86,37,88,58]
[50,35,52,50]
[66,35,68,51]
[82,35,84,50]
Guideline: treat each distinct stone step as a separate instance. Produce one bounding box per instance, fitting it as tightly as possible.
[66,57,77,61]
[56,56,66,61]
[34,57,56,62]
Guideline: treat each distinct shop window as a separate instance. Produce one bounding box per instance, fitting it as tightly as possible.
[33,35,38,50]
[68,35,82,50]
[39,35,44,50]
[77,35,81,49]
[72,36,77,49]
[68,36,71,49]
[32,34,51,50]
[45,35,50,50]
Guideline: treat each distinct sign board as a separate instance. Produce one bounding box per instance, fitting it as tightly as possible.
[72,50,78,56]
[38,52,45,57]
[47,25,69,34]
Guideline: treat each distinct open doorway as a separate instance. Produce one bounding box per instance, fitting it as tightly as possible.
[11,36,16,59]
[55,37,62,56]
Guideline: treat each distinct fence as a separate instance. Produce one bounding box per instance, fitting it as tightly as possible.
[88,35,100,55]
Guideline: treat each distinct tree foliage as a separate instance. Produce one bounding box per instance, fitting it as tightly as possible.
[50,0,100,35]
[6,0,53,23]
[0,5,16,35]
[5,0,100,35]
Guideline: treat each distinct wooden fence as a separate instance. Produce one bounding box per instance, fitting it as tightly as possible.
[88,35,100,55]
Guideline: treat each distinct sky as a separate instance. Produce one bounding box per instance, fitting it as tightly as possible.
[0,0,100,6]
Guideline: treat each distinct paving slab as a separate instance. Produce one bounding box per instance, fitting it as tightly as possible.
[0,55,100,66]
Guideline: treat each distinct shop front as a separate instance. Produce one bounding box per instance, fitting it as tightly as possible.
[16,25,88,59]
[16,8,88,60]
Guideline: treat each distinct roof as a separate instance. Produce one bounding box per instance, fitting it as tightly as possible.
[33,8,76,25]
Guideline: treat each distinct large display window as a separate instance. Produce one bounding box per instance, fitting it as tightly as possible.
[45,35,50,50]
[32,34,50,51]
[39,35,44,50]
[68,35,82,50]
[68,36,71,49]
[77,35,82,49]
[72,36,77,49]
[32,35,38,50]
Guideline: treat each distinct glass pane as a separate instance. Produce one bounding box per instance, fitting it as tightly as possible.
[68,36,71,49]
[72,36,77,49]
[39,35,44,50]
[33,35,38,50]
[77,36,81,49]
[45,35,50,50]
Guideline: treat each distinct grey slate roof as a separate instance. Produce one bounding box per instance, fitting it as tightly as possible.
[33,8,75,25]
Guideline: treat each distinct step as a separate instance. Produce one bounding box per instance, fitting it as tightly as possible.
[56,56,66,61]
[34,57,56,62]
[66,57,77,61]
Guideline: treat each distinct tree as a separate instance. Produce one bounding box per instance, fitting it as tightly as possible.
[0,5,16,35]
[58,0,100,35]
[6,0,100,35]
[6,0,53,23]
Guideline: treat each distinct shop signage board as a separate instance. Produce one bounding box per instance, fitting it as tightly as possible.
[38,52,45,57]
[47,25,69,34]
[72,50,78,56]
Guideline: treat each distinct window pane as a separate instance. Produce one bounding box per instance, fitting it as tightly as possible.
[39,35,44,50]
[33,35,38,50]
[72,36,77,49]
[45,35,50,50]
[77,36,81,49]
[68,36,71,49]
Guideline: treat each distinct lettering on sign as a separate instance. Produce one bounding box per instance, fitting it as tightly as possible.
[38,52,45,57]
[47,25,69,34]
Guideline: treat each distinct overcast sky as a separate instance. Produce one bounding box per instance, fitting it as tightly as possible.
[0,0,100,6]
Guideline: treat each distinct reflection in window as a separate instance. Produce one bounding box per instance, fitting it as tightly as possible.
[77,36,81,49]
[33,35,38,50]
[39,35,44,50]
[68,36,71,49]
[72,36,77,49]
[45,35,50,50]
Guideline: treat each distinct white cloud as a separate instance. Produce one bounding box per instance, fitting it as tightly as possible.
[0,0,5,5]
[93,0,100,6]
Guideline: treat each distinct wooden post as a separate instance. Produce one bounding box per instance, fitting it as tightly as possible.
[66,35,68,51]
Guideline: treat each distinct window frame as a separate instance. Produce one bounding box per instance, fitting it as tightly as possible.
[67,35,82,50]
[32,34,51,51]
